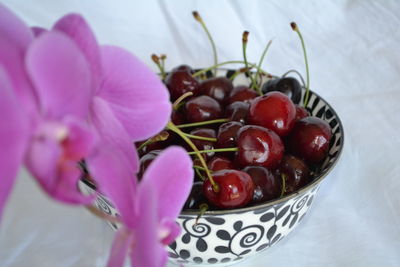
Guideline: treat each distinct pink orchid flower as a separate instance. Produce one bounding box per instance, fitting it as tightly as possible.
[88,146,194,267]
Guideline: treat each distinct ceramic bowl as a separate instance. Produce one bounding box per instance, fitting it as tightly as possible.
[79,69,344,266]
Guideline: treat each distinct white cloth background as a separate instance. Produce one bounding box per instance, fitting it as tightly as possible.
[0,0,399,266]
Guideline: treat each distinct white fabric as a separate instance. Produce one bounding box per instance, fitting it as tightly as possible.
[1,0,400,266]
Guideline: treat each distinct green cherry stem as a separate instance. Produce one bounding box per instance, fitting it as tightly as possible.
[187,147,238,155]
[183,133,217,142]
[176,118,229,129]
[194,203,209,225]
[151,54,166,80]
[137,131,169,151]
[193,165,208,172]
[193,11,218,76]
[167,121,219,192]
[291,22,310,107]
[255,39,273,89]
[172,92,193,111]
[192,60,271,78]
[242,31,260,94]
[194,167,206,181]
[280,173,287,198]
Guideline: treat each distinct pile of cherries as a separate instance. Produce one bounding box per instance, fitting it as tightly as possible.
[137,65,332,210]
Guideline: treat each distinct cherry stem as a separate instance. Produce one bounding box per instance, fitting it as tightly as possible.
[193,11,218,76]
[229,67,250,81]
[193,165,208,172]
[194,203,209,225]
[280,173,286,197]
[167,122,219,192]
[187,147,238,155]
[183,133,217,142]
[173,92,193,110]
[160,54,166,73]
[176,118,229,128]
[194,166,206,181]
[151,54,166,80]
[255,39,273,89]
[282,69,306,88]
[291,22,310,107]
[242,31,259,93]
[137,131,169,151]
[86,205,121,224]
[192,60,271,78]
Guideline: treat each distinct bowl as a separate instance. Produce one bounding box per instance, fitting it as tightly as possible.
[79,69,344,266]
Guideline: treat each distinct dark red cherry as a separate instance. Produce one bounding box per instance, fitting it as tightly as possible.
[225,101,249,124]
[207,156,234,172]
[276,155,310,194]
[216,121,243,149]
[189,128,216,160]
[262,77,301,104]
[199,77,233,104]
[228,85,258,104]
[165,70,199,101]
[287,117,332,164]
[183,181,207,209]
[203,170,254,209]
[138,150,162,179]
[236,125,284,168]
[171,109,185,125]
[248,91,296,136]
[295,105,309,121]
[185,95,222,122]
[173,64,194,74]
[242,166,281,203]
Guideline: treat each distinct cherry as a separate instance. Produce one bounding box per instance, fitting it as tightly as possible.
[216,121,243,149]
[287,116,332,164]
[185,95,222,122]
[236,125,284,168]
[207,156,234,172]
[189,128,216,160]
[248,91,296,137]
[262,77,302,104]
[199,77,233,104]
[173,64,194,74]
[184,181,207,209]
[295,104,309,121]
[228,85,258,104]
[225,101,249,124]
[276,155,310,194]
[138,150,162,179]
[203,169,254,209]
[165,69,199,101]
[242,166,281,203]
[171,109,185,125]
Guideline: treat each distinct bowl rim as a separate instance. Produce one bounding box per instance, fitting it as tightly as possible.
[81,71,345,217]
[179,88,345,216]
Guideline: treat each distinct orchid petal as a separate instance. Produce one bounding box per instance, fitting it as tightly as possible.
[31,26,47,37]
[0,67,28,220]
[159,218,181,246]
[0,4,37,117]
[25,31,92,119]
[98,45,171,141]
[86,145,136,228]
[131,183,166,267]
[141,146,193,219]
[107,227,133,267]
[53,14,102,88]
[90,96,139,172]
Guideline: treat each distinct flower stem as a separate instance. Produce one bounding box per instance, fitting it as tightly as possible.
[187,147,238,155]
[173,92,193,111]
[86,205,121,224]
[242,31,259,93]
[193,11,218,76]
[291,22,310,107]
[255,39,273,89]
[167,122,219,192]
[183,133,217,142]
[151,54,166,80]
[176,118,229,129]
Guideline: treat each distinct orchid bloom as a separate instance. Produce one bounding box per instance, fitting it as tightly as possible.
[88,146,194,267]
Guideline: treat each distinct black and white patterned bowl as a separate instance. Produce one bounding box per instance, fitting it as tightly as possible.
[79,69,344,266]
